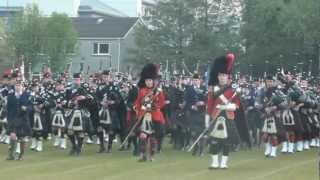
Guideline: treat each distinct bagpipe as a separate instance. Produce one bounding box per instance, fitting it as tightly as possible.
[69,85,97,109]
[99,89,120,110]
[258,88,287,119]
[277,73,317,109]
[68,65,96,109]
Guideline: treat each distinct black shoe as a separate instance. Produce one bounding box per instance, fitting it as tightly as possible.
[150,156,155,162]
[17,156,23,161]
[138,156,147,162]
[97,147,106,153]
[106,148,112,154]
[133,149,139,156]
[69,148,76,156]
[76,147,82,156]
[208,166,219,170]
[192,151,197,156]
[6,156,15,161]
[118,147,126,151]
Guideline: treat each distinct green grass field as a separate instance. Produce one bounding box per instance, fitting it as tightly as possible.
[0,141,318,180]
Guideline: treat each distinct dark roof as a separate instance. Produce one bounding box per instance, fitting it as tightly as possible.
[79,0,127,17]
[0,6,23,17]
[0,6,23,12]
[78,5,92,10]
[143,0,157,6]
[72,17,139,38]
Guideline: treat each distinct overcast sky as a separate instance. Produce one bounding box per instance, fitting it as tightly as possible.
[0,0,140,17]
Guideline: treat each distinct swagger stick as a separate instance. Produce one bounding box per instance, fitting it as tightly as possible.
[119,119,140,148]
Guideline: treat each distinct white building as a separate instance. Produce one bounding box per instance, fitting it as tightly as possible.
[0,0,158,17]
[100,0,157,17]
[0,0,80,17]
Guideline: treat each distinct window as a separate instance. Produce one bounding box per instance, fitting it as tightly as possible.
[93,42,110,55]
[93,43,99,54]
[99,44,109,54]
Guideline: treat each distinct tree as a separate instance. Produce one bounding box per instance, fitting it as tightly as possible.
[278,0,320,74]
[128,0,195,71]
[44,12,77,72]
[7,4,78,73]
[0,18,9,65]
[191,0,242,65]
[129,0,242,73]
[241,0,320,76]
[7,4,46,71]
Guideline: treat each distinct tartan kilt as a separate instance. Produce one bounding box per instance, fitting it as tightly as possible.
[299,112,313,136]
[52,110,66,129]
[82,109,94,134]
[188,110,205,136]
[67,109,85,132]
[290,109,305,134]
[8,115,32,138]
[209,112,240,145]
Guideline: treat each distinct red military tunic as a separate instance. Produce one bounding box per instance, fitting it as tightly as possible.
[207,86,240,120]
[134,87,166,124]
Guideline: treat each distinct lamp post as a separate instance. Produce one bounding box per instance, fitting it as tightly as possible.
[109,55,112,71]
[249,64,253,80]
[28,62,32,81]
[234,62,240,80]
[318,44,320,74]
[80,57,85,74]
[293,65,297,75]
[47,56,51,69]
[99,59,103,72]
[279,54,283,68]
[66,53,74,74]
[264,60,269,77]
[308,59,312,77]
[297,62,304,75]
[294,52,299,72]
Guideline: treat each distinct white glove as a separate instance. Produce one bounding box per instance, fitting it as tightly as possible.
[196,101,205,106]
[21,106,27,111]
[217,103,237,111]
[205,114,210,128]
[191,105,197,110]
[254,102,263,109]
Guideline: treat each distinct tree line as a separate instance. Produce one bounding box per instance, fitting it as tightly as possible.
[129,0,320,77]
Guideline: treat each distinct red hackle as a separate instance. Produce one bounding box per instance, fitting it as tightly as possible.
[226,53,235,73]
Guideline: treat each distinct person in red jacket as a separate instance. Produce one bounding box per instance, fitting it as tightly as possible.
[206,53,241,169]
[134,64,166,162]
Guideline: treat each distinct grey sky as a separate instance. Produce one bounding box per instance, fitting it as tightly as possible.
[0,0,139,17]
